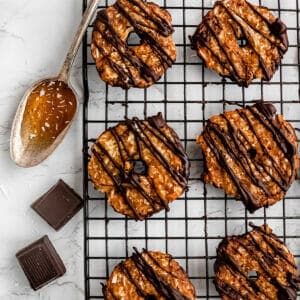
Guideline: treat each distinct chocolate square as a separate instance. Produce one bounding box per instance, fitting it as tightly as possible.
[31,179,83,230]
[16,235,66,290]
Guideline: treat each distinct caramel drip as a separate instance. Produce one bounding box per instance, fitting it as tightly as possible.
[92,0,174,89]
[215,225,300,299]
[21,80,76,151]
[202,102,297,212]
[91,113,189,220]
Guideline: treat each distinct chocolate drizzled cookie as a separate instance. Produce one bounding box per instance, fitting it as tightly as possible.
[191,0,288,86]
[88,113,189,220]
[91,0,176,89]
[197,102,299,213]
[102,248,196,299]
[214,224,300,299]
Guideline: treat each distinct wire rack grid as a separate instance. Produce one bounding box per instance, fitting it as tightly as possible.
[82,0,300,298]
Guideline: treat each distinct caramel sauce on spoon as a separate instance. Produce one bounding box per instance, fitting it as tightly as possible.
[21,80,76,152]
[10,0,98,167]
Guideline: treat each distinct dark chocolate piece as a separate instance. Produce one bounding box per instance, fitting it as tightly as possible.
[16,235,66,290]
[31,179,83,231]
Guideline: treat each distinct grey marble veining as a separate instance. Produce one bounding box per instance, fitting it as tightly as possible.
[2,0,300,299]
[0,0,84,299]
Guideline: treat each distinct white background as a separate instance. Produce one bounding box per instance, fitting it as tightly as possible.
[0,0,84,299]
[1,0,300,299]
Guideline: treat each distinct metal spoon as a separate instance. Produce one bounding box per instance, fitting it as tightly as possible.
[10,0,98,167]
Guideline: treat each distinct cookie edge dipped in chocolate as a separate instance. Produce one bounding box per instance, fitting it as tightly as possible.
[214,223,300,299]
[91,0,176,89]
[102,247,195,299]
[198,101,298,213]
[89,112,190,220]
[190,0,289,86]
[31,179,83,231]
[16,235,66,290]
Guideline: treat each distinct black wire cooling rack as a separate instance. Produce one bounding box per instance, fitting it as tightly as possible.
[82,0,300,298]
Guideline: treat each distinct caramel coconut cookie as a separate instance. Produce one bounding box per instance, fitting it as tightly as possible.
[214,224,300,299]
[191,0,288,86]
[197,102,298,213]
[91,0,176,89]
[102,248,196,299]
[88,113,189,220]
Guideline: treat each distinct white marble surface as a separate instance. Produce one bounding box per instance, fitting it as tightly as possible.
[0,0,85,298]
[1,0,300,299]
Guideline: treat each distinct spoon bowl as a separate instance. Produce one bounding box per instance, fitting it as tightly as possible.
[10,77,78,167]
[10,0,98,167]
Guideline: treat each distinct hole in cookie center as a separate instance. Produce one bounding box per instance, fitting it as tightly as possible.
[237,37,248,47]
[248,148,257,159]
[132,160,147,175]
[127,31,141,48]
[248,270,258,281]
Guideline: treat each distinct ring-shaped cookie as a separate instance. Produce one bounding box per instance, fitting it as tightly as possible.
[191,0,288,86]
[197,102,299,212]
[91,0,176,89]
[103,248,196,299]
[214,224,300,299]
[88,113,189,220]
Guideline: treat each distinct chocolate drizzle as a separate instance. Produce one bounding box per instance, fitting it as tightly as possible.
[91,113,189,220]
[191,0,289,86]
[92,0,175,89]
[126,0,174,37]
[103,248,189,300]
[214,224,300,300]
[201,102,297,213]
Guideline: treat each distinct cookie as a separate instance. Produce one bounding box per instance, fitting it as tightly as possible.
[214,223,300,299]
[91,0,176,89]
[197,102,298,213]
[88,113,189,220]
[102,248,196,299]
[191,0,288,86]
